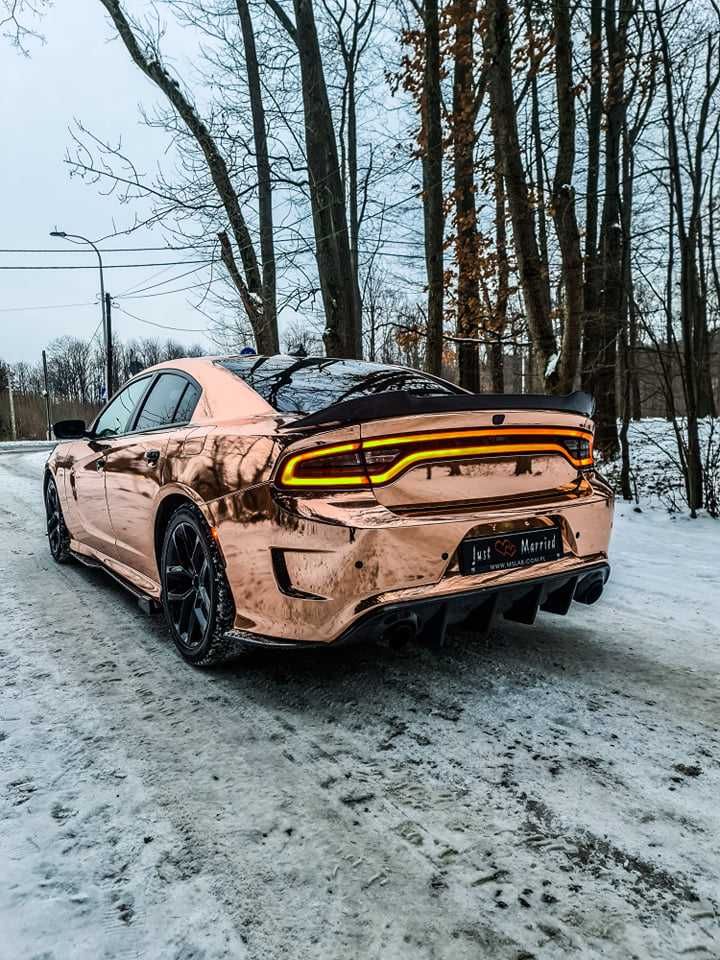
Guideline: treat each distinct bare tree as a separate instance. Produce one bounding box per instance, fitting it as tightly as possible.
[654,0,720,511]
[320,0,377,338]
[550,0,584,393]
[236,0,278,346]
[448,0,481,390]
[399,0,445,376]
[266,0,362,358]
[485,0,559,390]
[95,0,279,354]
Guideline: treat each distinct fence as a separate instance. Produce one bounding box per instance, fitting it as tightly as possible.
[0,390,101,441]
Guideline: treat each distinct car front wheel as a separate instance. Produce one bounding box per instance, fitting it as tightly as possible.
[160,505,237,666]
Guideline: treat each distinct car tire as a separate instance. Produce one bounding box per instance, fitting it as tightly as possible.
[45,475,72,563]
[160,504,238,667]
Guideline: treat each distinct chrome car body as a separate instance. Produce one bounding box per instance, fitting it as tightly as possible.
[45,355,614,656]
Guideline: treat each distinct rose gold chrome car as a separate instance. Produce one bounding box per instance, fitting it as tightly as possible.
[44,356,614,666]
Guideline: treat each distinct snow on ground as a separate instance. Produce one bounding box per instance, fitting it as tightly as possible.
[0,444,719,959]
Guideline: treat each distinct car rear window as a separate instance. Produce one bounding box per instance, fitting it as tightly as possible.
[217,356,465,414]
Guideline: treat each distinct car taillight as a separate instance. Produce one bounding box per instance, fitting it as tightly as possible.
[276,427,594,490]
[561,435,592,465]
[278,442,369,487]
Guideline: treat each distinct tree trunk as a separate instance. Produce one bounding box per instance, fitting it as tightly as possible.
[292,0,361,358]
[236,0,278,353]
[550,0,584,393]
[690,39,718,419]
[346,65,365,357]
[485,0,558,390]
[451,0,480,391]
[655,0,703,513]
[696,222,716,416]
[421,0,445,376]
[581,0,603,405]
[664,198,675,421]
[621,119,641,420]
[524,0,549,272]
[589,0,630,460]
[488,333,505,392]
[619,319,633,500]
[491,110,508,394]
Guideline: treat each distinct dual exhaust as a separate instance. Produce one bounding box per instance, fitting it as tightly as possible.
[379,570,606,647]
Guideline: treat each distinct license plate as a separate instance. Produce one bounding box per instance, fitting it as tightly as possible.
[458,525,563,575]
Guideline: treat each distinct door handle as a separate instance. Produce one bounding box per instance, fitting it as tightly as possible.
[145,449,161,464]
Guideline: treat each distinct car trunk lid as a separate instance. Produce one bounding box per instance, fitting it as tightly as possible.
[358,408,594,512]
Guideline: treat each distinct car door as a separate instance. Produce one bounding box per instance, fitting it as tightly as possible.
[104,372,201,587]
[68,376,152,559]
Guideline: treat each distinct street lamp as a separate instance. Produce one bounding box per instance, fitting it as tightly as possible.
[50,229,112,400]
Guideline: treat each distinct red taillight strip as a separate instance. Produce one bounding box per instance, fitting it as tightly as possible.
[278,427,594,489]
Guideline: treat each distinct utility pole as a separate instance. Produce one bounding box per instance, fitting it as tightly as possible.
[105,292,114,398]
[7,374,17,441]
[42,349,52,440]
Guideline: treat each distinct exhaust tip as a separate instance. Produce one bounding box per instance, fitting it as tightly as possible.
[574,573,605,606]
[383,619,418,649]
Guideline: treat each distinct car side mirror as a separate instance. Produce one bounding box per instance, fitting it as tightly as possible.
[53,419,88,440]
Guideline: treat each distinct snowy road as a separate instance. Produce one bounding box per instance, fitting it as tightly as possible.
[1,448,719,960]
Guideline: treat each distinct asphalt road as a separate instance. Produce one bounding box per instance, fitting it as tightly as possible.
[1,447,719,960]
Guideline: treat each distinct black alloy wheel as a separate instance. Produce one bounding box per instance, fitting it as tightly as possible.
[160,506,237,666]
[45,476,71,562]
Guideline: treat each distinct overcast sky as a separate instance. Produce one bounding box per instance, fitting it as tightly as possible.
[1,0,233,365]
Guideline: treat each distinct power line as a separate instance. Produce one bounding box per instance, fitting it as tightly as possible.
[118,262,214,297]
[0,259,214,271]
[116,261,189,297]
[0,301,97,313]
[0,234,426,254]
[87,316,105,349]
[114,304,210,334]
[0,245,215,254]
[121,275,224,300]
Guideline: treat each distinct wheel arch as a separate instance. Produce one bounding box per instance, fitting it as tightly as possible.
[154,492,193,572]
[43,464,61,502]
[153,486,213,573]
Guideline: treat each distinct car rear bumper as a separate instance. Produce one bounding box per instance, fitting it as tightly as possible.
[207,475,614,646]
[224,561,610,650]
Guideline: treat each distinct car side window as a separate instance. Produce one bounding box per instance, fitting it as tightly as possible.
[94,377,151,439]
[133,374,193,432]
[174,382,201,424]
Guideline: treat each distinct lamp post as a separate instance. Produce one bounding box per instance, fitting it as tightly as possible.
[50,230,112,400]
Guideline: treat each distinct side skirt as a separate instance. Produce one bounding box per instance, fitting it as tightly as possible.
[70,549,162,615]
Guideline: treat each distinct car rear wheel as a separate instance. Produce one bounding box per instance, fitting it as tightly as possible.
[45,476,71,563]
[160,505,237,666]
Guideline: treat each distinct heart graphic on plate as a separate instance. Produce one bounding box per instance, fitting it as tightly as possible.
[494,538,517,559]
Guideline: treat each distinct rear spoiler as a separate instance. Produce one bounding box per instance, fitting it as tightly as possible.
[281,391,595,431]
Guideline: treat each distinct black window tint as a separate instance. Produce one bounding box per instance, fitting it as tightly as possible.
[217,357,464,414]
[94,377,150,438]
[134,374,189,431]
[174,382,201,423]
